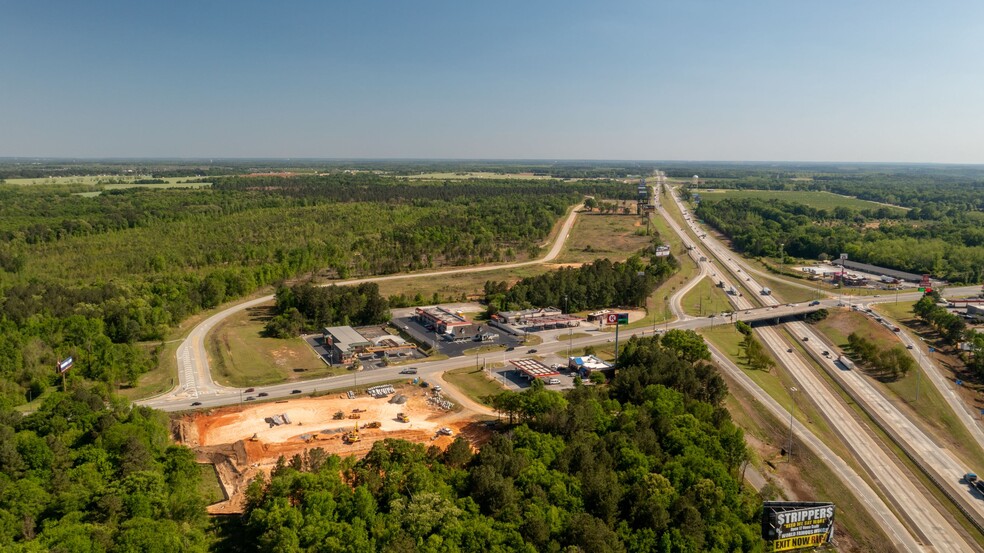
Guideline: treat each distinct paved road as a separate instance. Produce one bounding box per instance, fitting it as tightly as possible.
[141,203,584,406]
[663,178,979,550]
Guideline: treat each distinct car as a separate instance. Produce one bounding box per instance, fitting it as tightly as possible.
[245,396,255,401]
[527,349,538,354]
[400,368,418,374]
[787,348,793,353]
[906,344,914,350]
[291,389,302,394]
[810,300,821,306]
[245,387,255,393]
[438,427,454,436]
[432,385,442,393]
[505,347,515,352]
[258,392,268,397]
[191,401,202,406]
[802,336,809,341]
[823,350,830,357]
[547,378,561,385]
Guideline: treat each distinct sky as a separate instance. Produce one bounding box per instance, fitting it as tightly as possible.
[2,1,983,162]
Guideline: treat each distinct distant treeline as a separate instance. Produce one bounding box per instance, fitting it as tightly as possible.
[696,196,984,283]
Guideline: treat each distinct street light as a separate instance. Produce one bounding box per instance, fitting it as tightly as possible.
[787,386,798,462]
[779,243,785,275]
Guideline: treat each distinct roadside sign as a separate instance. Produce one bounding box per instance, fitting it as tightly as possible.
[604,313,630,325]
[918,288,925,292]
[57,356,74,374]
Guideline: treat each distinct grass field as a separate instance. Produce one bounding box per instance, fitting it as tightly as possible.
[444,366,506,405]
[681,277,733,317]
[198,464,226,505]
[9,175,213,188]
[555,212,653,264]
[697,189,908,214]
[207,305,342,387]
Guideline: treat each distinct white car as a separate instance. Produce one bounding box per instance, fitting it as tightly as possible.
[438,427,453,436]
[547,378,561,385]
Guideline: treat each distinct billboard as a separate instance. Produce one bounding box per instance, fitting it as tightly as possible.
[57,356,74,374]
[762,501,834,552]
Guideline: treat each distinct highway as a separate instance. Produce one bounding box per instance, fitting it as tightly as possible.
[660,173,980,550]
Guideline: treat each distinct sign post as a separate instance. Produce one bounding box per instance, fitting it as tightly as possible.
[605,313,630,367]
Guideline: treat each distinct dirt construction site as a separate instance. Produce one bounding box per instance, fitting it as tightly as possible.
[174,385,490,514]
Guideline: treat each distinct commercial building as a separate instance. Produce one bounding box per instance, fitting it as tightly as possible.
[569,355,613,378]
[494,307,563,325]
[323,326,371,365]
[833,259,922,283]
[414,306,471,334]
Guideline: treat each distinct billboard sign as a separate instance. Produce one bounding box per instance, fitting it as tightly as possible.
[57,356,74,374]
[762,501,834,552]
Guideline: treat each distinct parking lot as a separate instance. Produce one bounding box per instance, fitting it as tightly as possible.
[392,316,523,358]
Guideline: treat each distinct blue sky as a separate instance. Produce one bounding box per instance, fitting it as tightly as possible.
[2,1,982,162]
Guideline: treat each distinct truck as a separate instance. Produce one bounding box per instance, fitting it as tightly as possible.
[761,288,772,295]
[837,355,855,370]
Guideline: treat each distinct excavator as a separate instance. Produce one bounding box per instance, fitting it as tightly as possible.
[343,422,361,444]
[397,412,410,423]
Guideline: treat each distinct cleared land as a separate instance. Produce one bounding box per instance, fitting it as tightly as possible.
[444,366,506,405]
[207,305,342,387]
[178,388,488,513]
[681,277,733,317]
[698,189,907,214]
[554,211,653,264]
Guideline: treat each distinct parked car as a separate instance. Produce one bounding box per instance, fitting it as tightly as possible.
[547,378,561,385]
[432,385,443,393]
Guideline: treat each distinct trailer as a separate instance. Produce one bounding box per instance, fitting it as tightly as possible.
[837,355,855,370]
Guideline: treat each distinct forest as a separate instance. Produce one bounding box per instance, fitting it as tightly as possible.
[237,334,760,553]
[695,196,984,283]
[265,283,391,338]
[484,253,679,315]
[0,173,631,408]
[0,383,213,552]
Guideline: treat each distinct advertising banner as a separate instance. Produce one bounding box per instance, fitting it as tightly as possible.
[762,501,834,552]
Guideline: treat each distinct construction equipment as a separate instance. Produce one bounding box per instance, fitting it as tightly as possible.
[365,421,381,429]
[249,433,259,441]
[397,412,410,423]
[348,413,361,419]
[333,410,345,420]
[343,422,360,444]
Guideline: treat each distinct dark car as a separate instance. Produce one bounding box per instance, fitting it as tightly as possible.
[527,349,538,354]
[786,348,793,353]
[258,392,269,397]
[505,347,515,352]
[191,401,202,406]
[245,387,255,393]
[291,389,302,394]
[245,396,255,401]
[400,368,418,374]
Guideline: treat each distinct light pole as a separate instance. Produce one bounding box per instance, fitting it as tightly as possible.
[779,243,785,276]
[787,386,798,462]
[567,327,573,361]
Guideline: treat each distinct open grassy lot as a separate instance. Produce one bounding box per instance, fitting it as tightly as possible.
[554,212,653,264]
[444,366,506,405]
[400,171,556,180]
[207,305,342,387]
[198,464,226,505]
[698,189,908,214]
[813,310,984,471]
[681,277,733,317]
[118,340,180,401]
[9,175,213,188]
[373,264,550,302]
